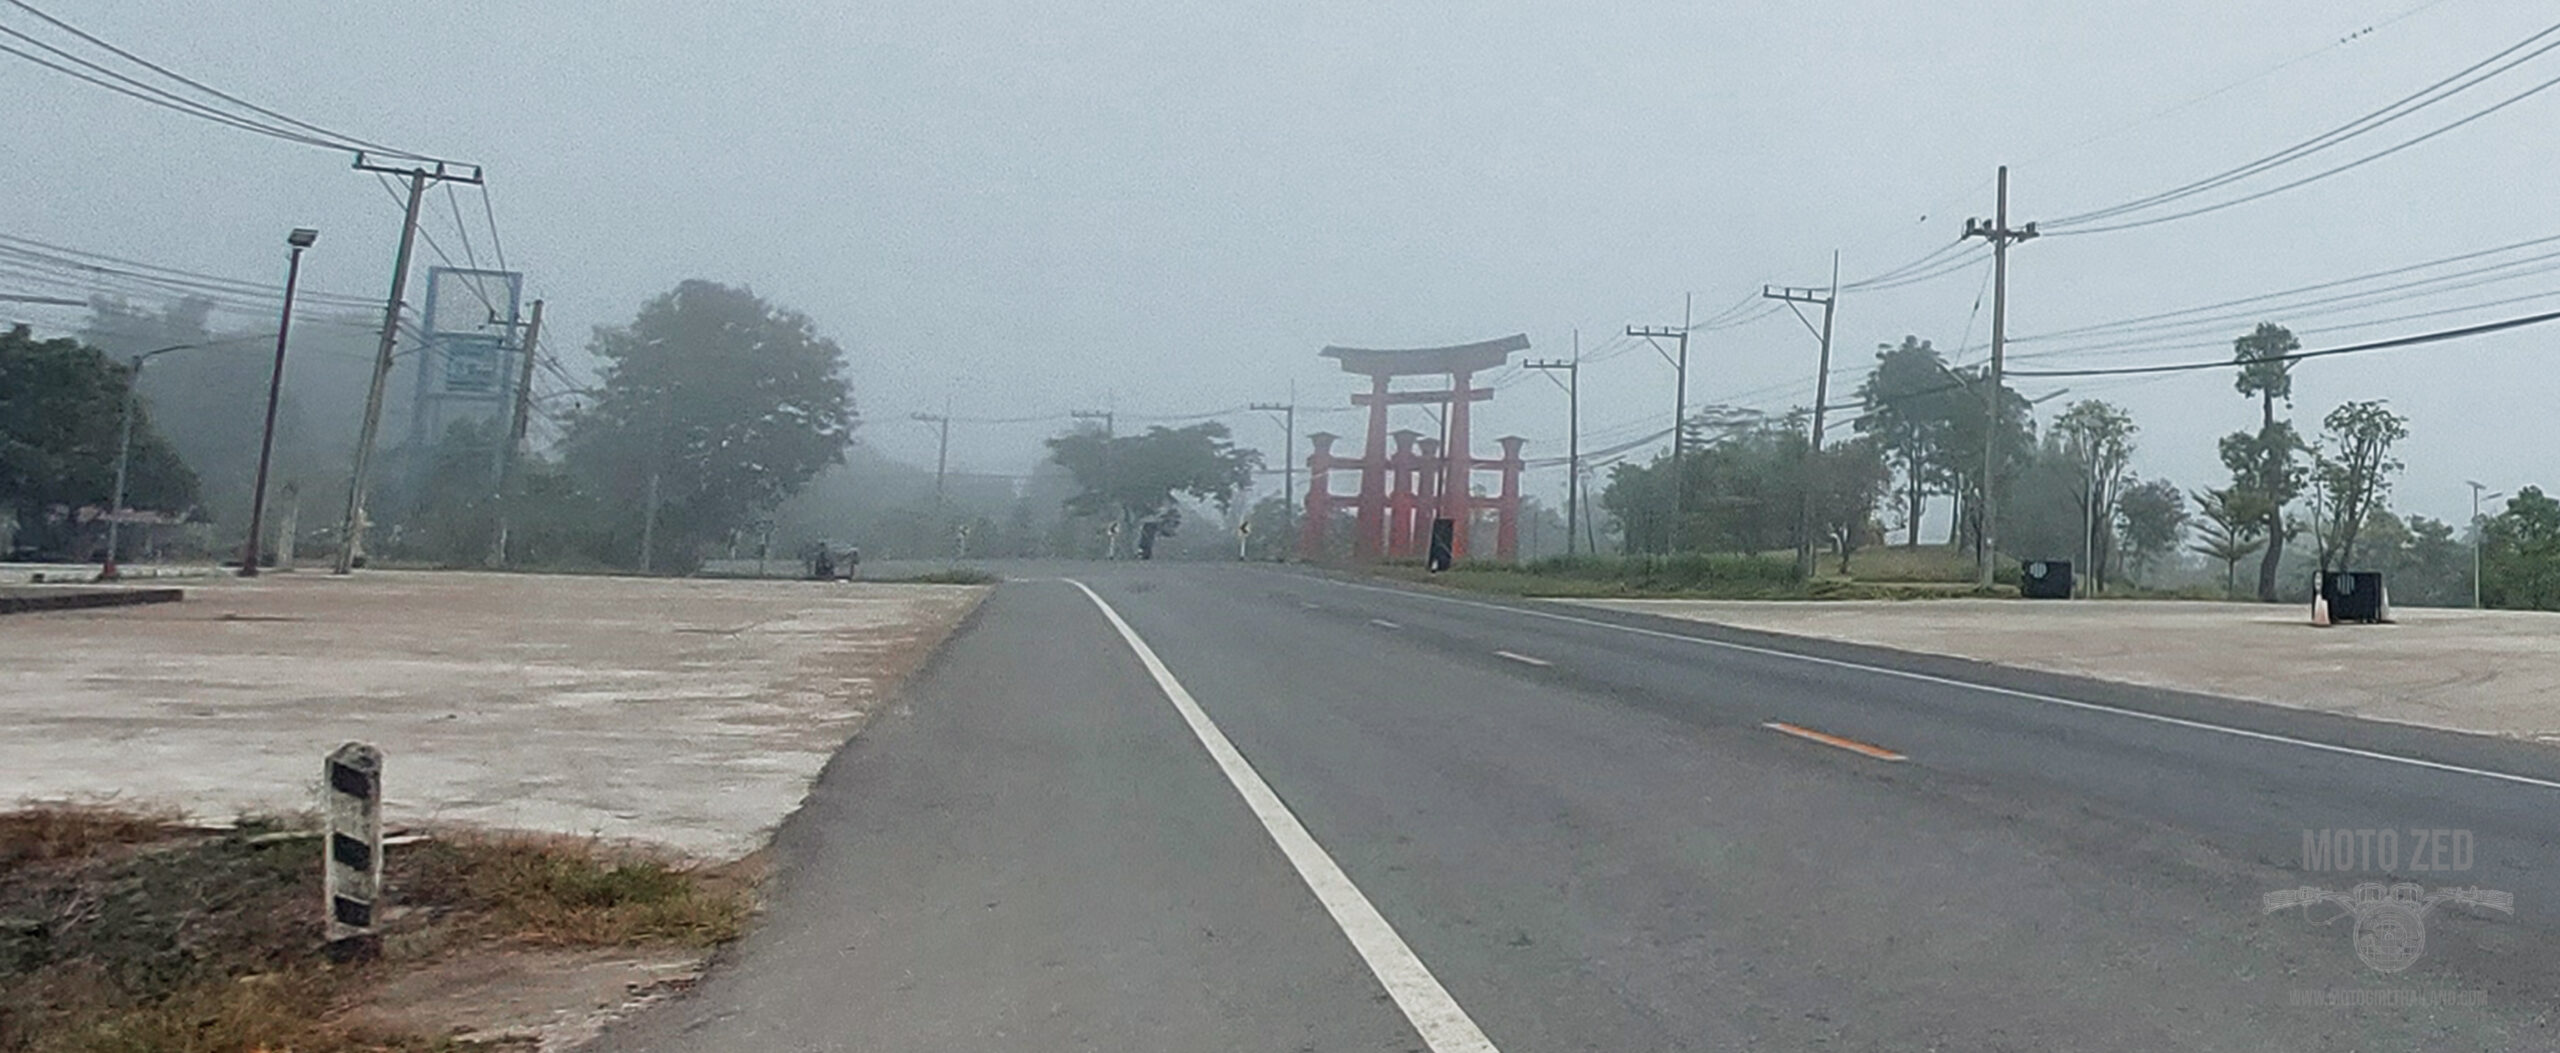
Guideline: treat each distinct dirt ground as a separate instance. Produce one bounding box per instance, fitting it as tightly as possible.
[1570,598,2560,744]
[0,570,985,860]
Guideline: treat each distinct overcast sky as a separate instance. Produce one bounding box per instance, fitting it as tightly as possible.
[4,0,2555,525]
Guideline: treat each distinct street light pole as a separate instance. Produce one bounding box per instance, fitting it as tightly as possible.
[2468,480,2502,609]
[240,228,318,578]
[1250,395,1297,552]
[100,341,202,581]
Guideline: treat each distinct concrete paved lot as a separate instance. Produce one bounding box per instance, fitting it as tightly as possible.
[1,570,984,858]
[1571,598,2560,744]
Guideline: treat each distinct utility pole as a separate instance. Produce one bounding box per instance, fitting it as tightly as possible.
[911,411,952,516]
[1961,165,2037,588]
[336,154,483,574]
[2468,480,2503,608]
[487,299,545,567]
[1764,252,1840,580]
[1628,293,1693,552]
[1524,335,1580,557]
[241,227,319,578]
[1072,409,1116,557]
[640,389,671,574]
[1250,394,1296,551]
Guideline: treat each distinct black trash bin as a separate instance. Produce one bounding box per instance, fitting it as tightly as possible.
[2020,559,2073,599]
[1425,518,1456,572]
[2319,570,2385,622]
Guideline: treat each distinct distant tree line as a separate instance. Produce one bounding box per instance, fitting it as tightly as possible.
[2,280,857,575]
[1582,321,2557,610]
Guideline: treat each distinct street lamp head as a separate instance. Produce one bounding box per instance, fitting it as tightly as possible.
[287,228,319,248]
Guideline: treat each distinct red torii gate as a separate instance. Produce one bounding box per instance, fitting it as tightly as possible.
[1300,335,1530,563]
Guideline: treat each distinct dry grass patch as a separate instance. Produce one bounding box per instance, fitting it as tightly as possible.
[393,834,750,949]
[0,805,187,870]
[0,810,754,1053]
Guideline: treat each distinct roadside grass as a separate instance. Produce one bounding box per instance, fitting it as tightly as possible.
[1371,553,2016,601]
[688,566,1002,585]
[1836,545,1976,583]
[872,568,1000,586]
[0,808,754,1053]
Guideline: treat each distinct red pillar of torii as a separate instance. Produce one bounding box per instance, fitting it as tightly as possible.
[1300,334,1531,563]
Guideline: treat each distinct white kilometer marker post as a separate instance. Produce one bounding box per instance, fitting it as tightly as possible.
[1066,580,1502,1053]
[322,742,384,961]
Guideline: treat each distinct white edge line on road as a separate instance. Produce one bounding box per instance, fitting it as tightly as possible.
[1321,577,2560,794]
[1493,650,1551,668]
[1370,618,1402,630]
[1064,579,1502,1053]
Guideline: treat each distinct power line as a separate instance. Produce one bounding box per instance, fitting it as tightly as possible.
[477,186,511,275]
[0,0,447,161]
[2012,249,2560,360]
[374,173,509,323]
[2026,0,2464,170]
[2018,284,2560,365]
[2007,307,2560,377]
[443,181,482,274]
[0,35,359,153]
[2015,230,2560,344]
[2046,20,2560,233]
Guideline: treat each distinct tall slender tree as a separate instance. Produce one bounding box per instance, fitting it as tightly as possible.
[2049,399,2137,591]
[2226,322,2302,600]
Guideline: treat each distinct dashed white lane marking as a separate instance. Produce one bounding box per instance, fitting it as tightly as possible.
[1370,618,1402,630]
[1493,650,1551,668]
[1300,601,1323,610]
[1065,580,1501,1053]
[1317,577,2560,794]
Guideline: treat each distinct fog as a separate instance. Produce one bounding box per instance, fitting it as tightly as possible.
[6,0,2555,530]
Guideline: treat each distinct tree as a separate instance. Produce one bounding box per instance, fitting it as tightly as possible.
[2481,487,2560,611]
[2358,510,2472,608]
[2187,486,2266,597]
[0,325,198,557]
[396,418,503,566]
[1045,422,1259,542]
[1937,363,2037,559]
[1814,437,1891,573]
[1853,337,1960,547]
[564,281,856,571]
[2228,322,2301,600]
[2308,399,2408,572]
[2113,478,2187,586]
[2048,400,2137,591]
[1600,409,1828,558]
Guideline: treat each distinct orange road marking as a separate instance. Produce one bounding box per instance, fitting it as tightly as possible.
[1761,721,1907,762]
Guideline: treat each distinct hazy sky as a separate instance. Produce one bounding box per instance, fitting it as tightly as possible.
[5,0,2555,525]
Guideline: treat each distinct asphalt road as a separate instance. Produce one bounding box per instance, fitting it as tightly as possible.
[603,561,2560,1052]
